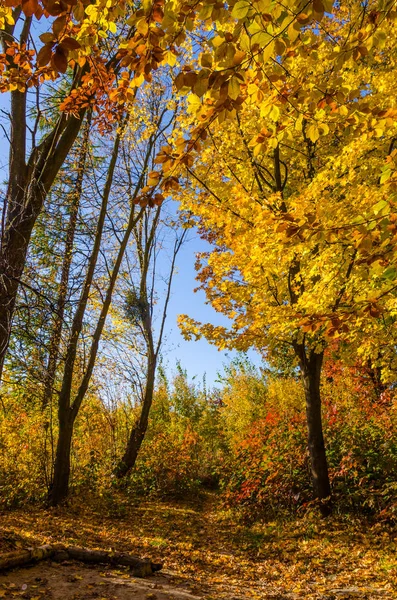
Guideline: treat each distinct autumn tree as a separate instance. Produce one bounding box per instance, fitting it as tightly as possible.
[1,0,396,512]
[49,91,174,504]
[0,0,207,380]
[176,3,397,513]
[1,0,390,382]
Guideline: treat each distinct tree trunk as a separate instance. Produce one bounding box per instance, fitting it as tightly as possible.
[367,360,387,399]
[116,354,156,478]
[0,545,55,571]
[0,544,162,577]
[0,110,85,382]
[48,127,143,506]
[0,189,36,379]
[49,410,74,505]
[294,344,332,516]
[42,116,91,409]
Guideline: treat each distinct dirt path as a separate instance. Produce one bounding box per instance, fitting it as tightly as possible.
[0,495,396,599]
[0,562,208,600]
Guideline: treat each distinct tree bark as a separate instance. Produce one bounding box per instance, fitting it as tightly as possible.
[0,110,85,382]
[49,410,75,506]
[48,126,146,506]
[48,131,121,506]
[116,354,157,478]
[294,344,332,516]
[115,200,185,479]
[0,545,54,571]
[0,544,162,577]
[42,115,92,410]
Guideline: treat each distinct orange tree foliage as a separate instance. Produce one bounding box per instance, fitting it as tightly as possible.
[2,0,395,166]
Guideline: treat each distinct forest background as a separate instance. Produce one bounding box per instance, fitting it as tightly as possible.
[0,0,396,562]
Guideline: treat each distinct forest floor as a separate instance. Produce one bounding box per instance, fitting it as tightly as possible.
[0,493,396,600]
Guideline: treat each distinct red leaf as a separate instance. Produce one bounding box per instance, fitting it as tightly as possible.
[44,0,65,17]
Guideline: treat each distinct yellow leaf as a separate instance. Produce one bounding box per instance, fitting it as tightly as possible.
[307,124,320,143]
[269,105,280,122]
[228,77,240,100]
[231,0,250,19]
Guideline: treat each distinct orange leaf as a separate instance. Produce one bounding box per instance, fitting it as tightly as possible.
[39,32,55,43]
[21,0,39,17]
[152,7,163,22]
[52,47,68,73]
[59,37,81,51]
[37,43,53,67]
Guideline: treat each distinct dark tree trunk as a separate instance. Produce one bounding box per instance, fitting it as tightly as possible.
[42,116,91,409]
[0,183,44,376]
[0,109,85,382]
[49,410,75,505]
[294,344,332,516]
[367,360,387,400]
[116,355,156,478]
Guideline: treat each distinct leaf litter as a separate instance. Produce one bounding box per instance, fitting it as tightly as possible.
[0,494,396,600]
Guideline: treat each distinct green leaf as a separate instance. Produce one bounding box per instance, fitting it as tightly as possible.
[383,266,397,281]
[380,168,392,185]
[373,199,389,215]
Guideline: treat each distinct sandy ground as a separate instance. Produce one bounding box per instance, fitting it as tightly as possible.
[0,562,209,600]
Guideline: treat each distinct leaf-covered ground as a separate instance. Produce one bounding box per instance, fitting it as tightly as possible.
[0,494,396,599]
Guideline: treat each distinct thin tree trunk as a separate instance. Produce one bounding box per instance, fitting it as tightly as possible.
[294,343,332,515]
[49,130,122,506]
[42,115,92,410]
[115,208,159,479]
[49,125,145,506]
[116,353,156,477]
[115,204,186,479]
[49,106,171,503]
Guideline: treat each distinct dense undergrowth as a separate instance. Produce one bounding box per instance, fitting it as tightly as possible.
[1,357,396,521]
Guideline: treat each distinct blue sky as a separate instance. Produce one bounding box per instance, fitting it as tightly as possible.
[0,96,261,391]
[158,223,262,387]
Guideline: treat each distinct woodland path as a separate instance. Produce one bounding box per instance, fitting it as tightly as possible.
[0,493,396,599]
